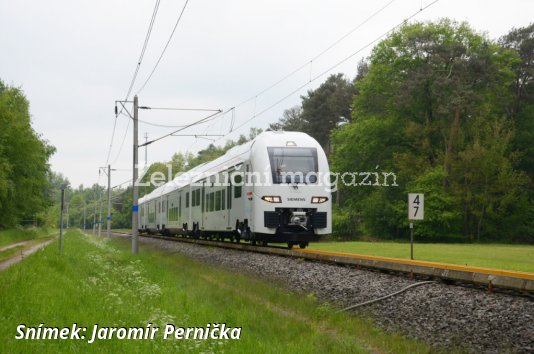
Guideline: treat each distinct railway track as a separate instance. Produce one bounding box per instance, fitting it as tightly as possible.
[111,231,534,294]
[107,231,534,352]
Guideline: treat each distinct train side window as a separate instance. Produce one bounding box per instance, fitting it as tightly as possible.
[215,190,221,211]
[234,174,242,198]
[227,184,232,209]
[186,192,190,208]
[222,189,226,211]
[179,195,182,217]
[209,193,215,212]
[201,185,205,212]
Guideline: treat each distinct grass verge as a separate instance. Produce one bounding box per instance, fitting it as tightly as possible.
[311,241,534,273]
[0,229,429,353]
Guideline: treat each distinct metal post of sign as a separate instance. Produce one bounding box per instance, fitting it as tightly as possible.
[410,222,414,260]
[59,187,65,255]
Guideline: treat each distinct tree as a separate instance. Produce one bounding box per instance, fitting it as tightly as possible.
[332,20,532,242]
[0,80,55,228]
[500,23,534,179]
[268,74,356,155]
[268,106,305,131]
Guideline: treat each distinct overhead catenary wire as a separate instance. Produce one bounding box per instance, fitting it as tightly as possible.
[108,0,434,176]
[109,0,394,168]
[118,111,186,129]
[110,0,191,164]
[230,0,397,110]
[125,0,161,99]
[103,0,161,170]
[136,0,190,95]
[214,0,441,142]
[140,109,223,147]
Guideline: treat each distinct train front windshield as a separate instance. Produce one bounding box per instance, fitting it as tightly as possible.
[267,147,318,184]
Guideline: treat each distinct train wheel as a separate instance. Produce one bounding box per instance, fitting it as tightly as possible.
[299,242,308,249]
[287,242,293,249]
[262,241,268,246]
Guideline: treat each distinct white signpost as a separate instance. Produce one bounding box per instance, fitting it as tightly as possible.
[408,193,424,260]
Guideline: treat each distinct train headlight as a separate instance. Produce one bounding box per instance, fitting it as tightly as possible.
[311,196,329,204]
[262,196,281,203]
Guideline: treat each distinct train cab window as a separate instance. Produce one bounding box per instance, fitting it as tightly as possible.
[234,174,242,198]
[268,147,318,184]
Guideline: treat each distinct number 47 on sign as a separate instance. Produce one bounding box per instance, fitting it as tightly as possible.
[408,193,424,220]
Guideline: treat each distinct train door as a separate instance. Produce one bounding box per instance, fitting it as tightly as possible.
[178,191,183,229]
[157,198,161,230]
[187,186,192,229]
[226,176,232,229]
[162,195,168,229]
[190,186,198,227]
[201,181,206,230]
[229,164,245,232]
[244,163,254,229]
[148,200,156,230]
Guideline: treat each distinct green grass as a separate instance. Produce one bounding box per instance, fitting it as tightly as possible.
[0,227,56,248]
[311,241,534,273]
[0,229,430,353]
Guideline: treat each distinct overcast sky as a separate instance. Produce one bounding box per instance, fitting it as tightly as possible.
[1,0,533,189]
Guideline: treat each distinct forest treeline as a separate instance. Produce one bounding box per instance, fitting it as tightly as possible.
[0,81,56,228]
[274,20,534,243]
[49,19,534,243]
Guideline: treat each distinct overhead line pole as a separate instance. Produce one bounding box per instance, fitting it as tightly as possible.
[83,202,86,231]
[132,95,139,254]
[92,185,97,234]
[98,182,103,237]
[59,187,65,255]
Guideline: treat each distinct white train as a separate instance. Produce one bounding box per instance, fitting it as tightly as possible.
[138,131,332,248]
